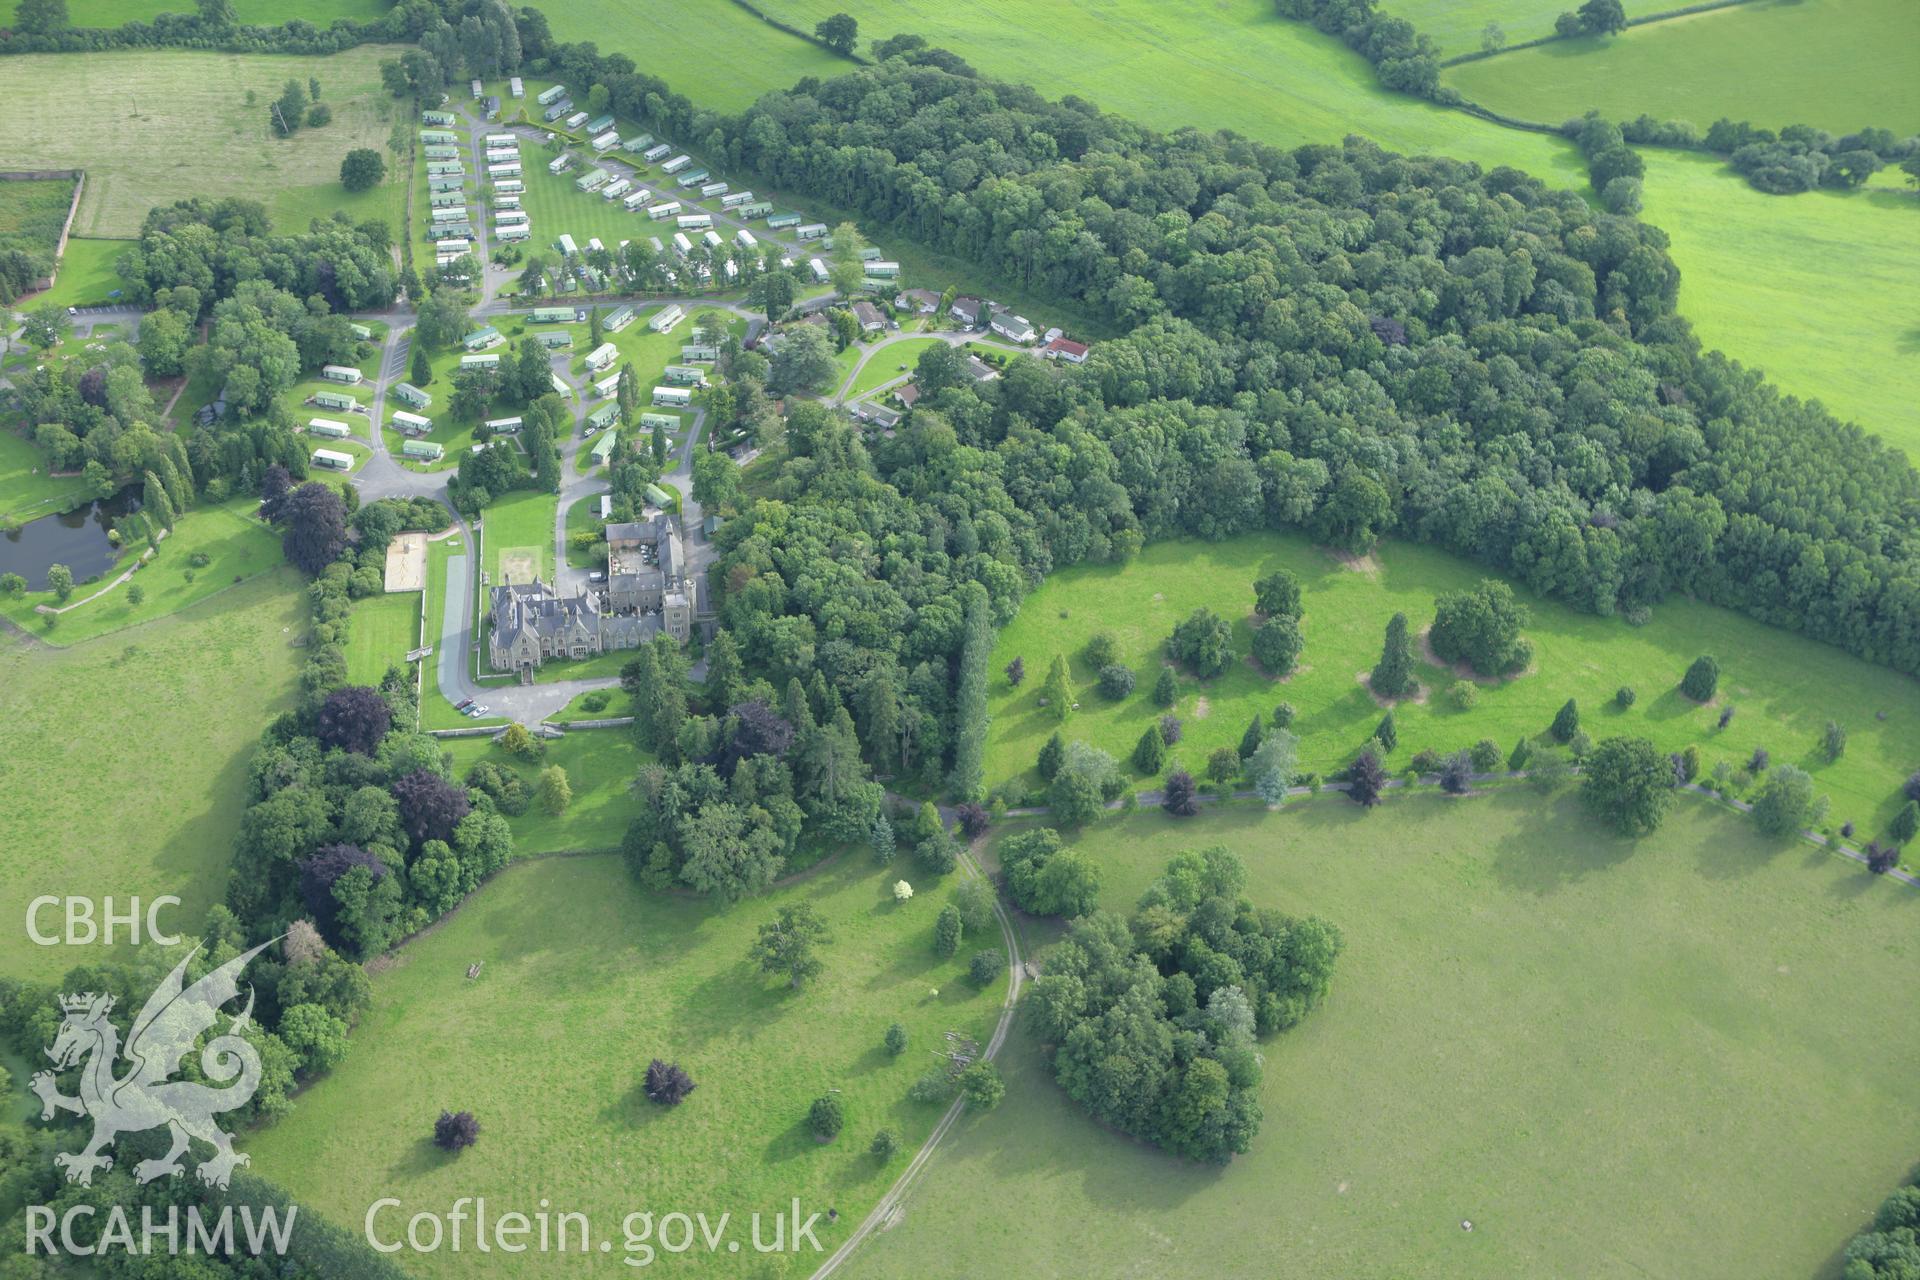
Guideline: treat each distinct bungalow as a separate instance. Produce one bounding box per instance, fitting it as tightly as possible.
[593,372,621,399]
[651,386,693,408]
[510,76,524,98]
[670,232,693,256]
[1042,336,1090,363]
[587,404,619,432]
[591,130,620,153]
[675,169,710,188]
[320,364,362,385]
[306,418,351,438]
[600,494,613,519]
[536,84,566,106]
[424,145,460,160]
[391,410,433,436]
[585,113,615,135]
[535,330,573,349]
[647,201,681,220]
[422,110,456,126]
[766,212,801,229]
[602,177,632,201]
[649,304,685,334]
[557,233,578,256]
[565,111,589,130]
[640,412,678,433]
[989,311,1037,344]
[720,190,754,208]
[495,179,525,195]
[795,222,828,240]
[659,154,692,175]
[965,355,1000,382]
[550,372,570,396]
[485,416,523,435]
[680,343,717,362]
[542,100,572,123]
[661,364,705,386]
[402,439,444,461]
[621,133,656,153]
[894,383,921,409]
[487,163,522,180]
[605,305,636,333]
[312,448,354,470]
[459,353,501,371]
[867,406,902,430]
[677,213,713,230]
[863,260,900,279]
[392,383,432,409]
[348,322,373,340]
[623,190,652,211]
[852,301,887,333]
[948,296,986,329]
[576,168,610,193]
[420,129,457,143]
[589,430,619,465]
[531,305,575,323]
[495,224,531,243]
[642,143,671,162]
[463,325,504,351]
[895,288,940,314]
[699,181,728,198]
[548,153,574,174]
[807,258,830,283]
[740,201,773,219]
[584,341,618,373]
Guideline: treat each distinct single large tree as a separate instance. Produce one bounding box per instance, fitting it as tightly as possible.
[814,11,859,54]
[340,148,387,192]
[13,0,70,35]
[751,904,831,989]
[1581,736,1674,836]
[1577,0,1627,35]
[1162,768,1200,817]
[316,685,393,755]
[433,1110,480,1152]
[390,768,472,848]
[280,481,348,575]
[644,1059,696,1106]
[1348,748,1387,807]
[1370,612,1414,698]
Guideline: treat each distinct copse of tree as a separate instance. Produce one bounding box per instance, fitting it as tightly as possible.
[1000,827,1101,917]
[1025,847,1340,1161]
[279,481,348,576]
[1050,741,1124,826]
[1253,569,1302,620]
[1429,579,1532,677]
[1752,764,1822,836]
[1169,608,1235,678]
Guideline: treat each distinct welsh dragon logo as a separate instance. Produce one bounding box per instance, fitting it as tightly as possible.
[31,940,277,1190]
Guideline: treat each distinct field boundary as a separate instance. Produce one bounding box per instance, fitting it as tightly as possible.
[724,0,872,65]
[1438,0,1766,66]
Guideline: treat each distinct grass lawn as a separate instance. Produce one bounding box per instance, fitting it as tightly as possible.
[0,497,286,646]
[479,488,557,585]
[381,343,486,468]
[345,589,421,686]
[440,728,648,855]
[562,493,605,568]
[0,428,92,524]
[847,337,941,399]
[0,46,410,239]
[1639,150,1920,461]
[1447,0,1920,135]
[419,534,483,731]
[0,567,305,982]
[986,533,1920,842]
[845,794,1920,1280]
[245,850,1006,1278]
[28,237,136,310]
[550,684,635,723]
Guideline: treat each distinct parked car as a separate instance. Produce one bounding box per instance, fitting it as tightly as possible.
[588,570,607,583]
[455,698,474,710]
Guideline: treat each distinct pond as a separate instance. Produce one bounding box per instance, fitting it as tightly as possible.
[0,488,136,590]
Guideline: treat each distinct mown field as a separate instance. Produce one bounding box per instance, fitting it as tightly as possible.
[0,46,410,238]
[1448,0,1920,135]
[440,728,648,855]
[1641,150,1920,459]
[0,428,91,523]
[985,533,1920,841]
[344,587,420,685]
[1393,0,1584,54]
[30,237,132,309]
[481,486,558,585]
[0,568,304,982]
[845,795,1920,1280]
[246,851,1007,1278]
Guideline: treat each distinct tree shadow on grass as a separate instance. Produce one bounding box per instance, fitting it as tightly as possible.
[1486,789,1639,895]
[598,1078,677,1131]
[386,1134,459,1182]
[761,1113,829,1168]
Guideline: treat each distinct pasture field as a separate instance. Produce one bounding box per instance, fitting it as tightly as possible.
[542,0,847,112]
[481,487,558,585]
[844,795,1920,1280]
[753,0,1588,182]
[40,0,386,25]
[985,533,1920,840]
[0,429,92,523]
[30,237,134,310]
[1641,149,1920,459]
[440,729,648,855]
[344,588,420,686]
[1447,0,1920,135]
[1390,0,1582,54]
[0,567,305,983]
[0,47,410,238]
[246,851,1007,1278]
[0,497,287,646]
